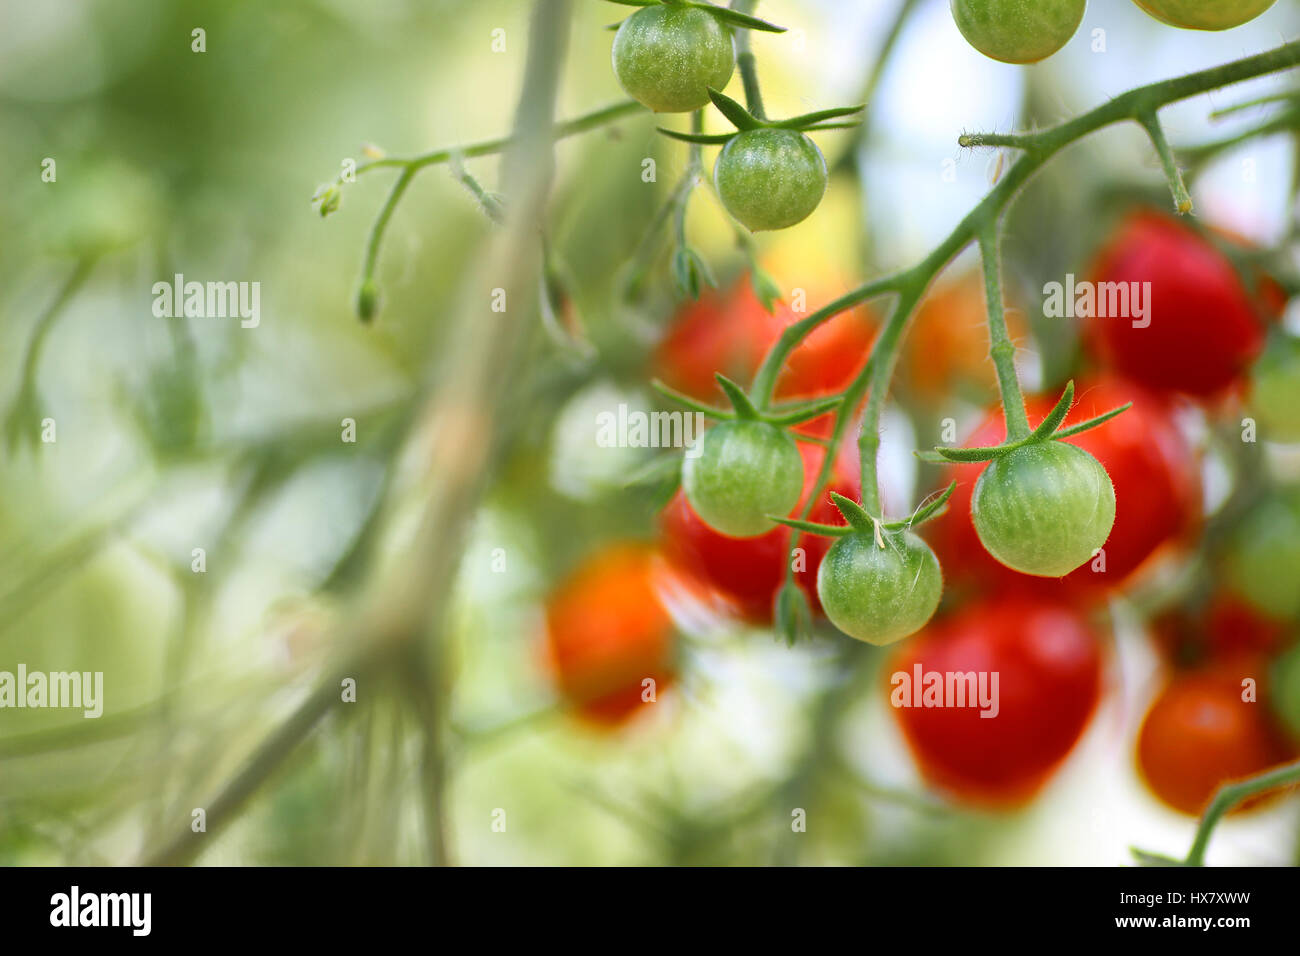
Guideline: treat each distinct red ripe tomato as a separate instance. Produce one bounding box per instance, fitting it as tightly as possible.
[931,377,1200,599]
[651,276,875,422]
[1087,211,1268,398]
[1138,670,1296,816]
[886,597,1103,806]
[544,545,675,726]
[660,439,860,623]
[651,279,777,405]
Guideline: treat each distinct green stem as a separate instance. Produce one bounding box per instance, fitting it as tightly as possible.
[344,101,642,309]
[1183,758,1300,866]
[358,165,415,295]
[20,257,94,387]
[857,286,922,516]
[977,221,1030,440]
[750,274,905,409]
[731,0,766,120]
[1138,111,1193,214]
[674,110,705,248]
[339,100,642,183]
[1180,107,1300,169]
[1209,89,1300,119]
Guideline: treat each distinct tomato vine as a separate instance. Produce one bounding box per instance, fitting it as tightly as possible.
[303,1,1300,866]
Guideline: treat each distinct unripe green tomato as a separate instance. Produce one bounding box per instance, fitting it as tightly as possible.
[1247,336,1300,443]
[972,441,1116,577]
[45,162,161,256]
[1271,643,1300,743]
[714,128,828,232]
[817,530,943,646]
[950,0,1086,64]
[611,6,735,113]
[1131,0,1276,30]
[1224,491,1300,620]
[682,420,803,538]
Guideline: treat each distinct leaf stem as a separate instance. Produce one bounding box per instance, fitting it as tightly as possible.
[977,221,1031,441]
[339,100,643,183]
[857,285,921,516]
[357,165,414,311]
[1138,111,1193,214]
[1183,758,1300,866]
[731,0,766,120]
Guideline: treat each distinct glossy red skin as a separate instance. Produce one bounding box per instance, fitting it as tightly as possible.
[1087,212,1267,398]
[651,277,875,433]
[931,377,1200,600]
[1138,669,1296,816]
[545,546,675,726]
[660,440,860,623]
[886,598,1103,806]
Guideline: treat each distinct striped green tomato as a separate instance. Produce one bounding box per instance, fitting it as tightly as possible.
[1132,0,1276,30]
[817,529,943,646]
[714,128,828,232]
[972,441,1116,577]
[950,0,1087,64]
[612,5,735,113]
[682,420,803,538]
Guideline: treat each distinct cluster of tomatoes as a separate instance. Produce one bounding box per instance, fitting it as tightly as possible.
[534,0,1300,824]
[951,0,1279,65]
[543,202,1300,819]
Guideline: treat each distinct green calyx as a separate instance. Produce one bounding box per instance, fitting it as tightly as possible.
[771,482,957,540]
[604,0,786,34]
[653,372,844,427]
[658,88,864,145]
[918,380,1132,464]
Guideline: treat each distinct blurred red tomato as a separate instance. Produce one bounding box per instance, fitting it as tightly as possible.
[1153,593,1292,666]
[886,598,1103,806]
[545,545,675,726]
[651,276,875,425]
[660,438,860,623]
[1138,669,1295,816]
[1087,211,1268,398]
[900,269,1026,404]
[651,279,776,404]
[930,377,1199,600]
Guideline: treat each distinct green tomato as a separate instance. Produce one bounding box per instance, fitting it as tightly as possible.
[1132,0,1276,30]
[972,441,1116,577]
[682,420,803,538]
[45,162,162,256]
[714,128,828,232]
[1248,336,1300,444]
[950,0,1086,64]
[1271,643,1300,743]
[817,530,943,646]
[1224,491,1300,620]
[611,5,735,113]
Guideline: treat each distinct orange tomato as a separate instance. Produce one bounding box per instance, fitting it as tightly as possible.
[1137,669,1295,815]
[544,545,675,726]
